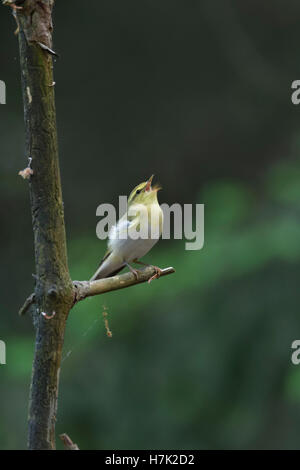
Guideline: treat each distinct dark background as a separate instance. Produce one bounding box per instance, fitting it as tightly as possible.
[1,0,300,449]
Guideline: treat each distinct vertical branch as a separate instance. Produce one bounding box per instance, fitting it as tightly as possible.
[13,0,73,449]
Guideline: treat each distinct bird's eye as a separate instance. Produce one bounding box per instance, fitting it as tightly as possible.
[136,189,141,195]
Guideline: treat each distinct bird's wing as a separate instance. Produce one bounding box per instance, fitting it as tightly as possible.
[90,213,140,281]
[108,212,140,248]
[89,248,111,281]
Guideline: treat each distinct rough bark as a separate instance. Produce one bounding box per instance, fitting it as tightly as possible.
[16,0,73,450]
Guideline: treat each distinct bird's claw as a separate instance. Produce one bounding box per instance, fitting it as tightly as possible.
[148,266,162,283]
[132,269,140,281]
[129,266,142,280]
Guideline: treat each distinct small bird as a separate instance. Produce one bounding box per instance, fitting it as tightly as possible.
[90,175,163,283]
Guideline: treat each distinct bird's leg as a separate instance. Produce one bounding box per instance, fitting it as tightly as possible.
[133,259,151,268]
[133,259,163,283]
[125,262,141,280]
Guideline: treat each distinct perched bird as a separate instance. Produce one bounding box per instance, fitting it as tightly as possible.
[90,175,163,283]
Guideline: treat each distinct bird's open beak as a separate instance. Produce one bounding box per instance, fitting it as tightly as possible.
[145,174,154,192]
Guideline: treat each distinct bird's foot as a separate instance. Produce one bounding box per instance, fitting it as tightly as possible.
[126,262,142,280]
[132,268,141,281]
[148,266,163,283]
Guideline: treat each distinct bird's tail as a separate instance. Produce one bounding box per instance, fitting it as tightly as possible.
[90,252,125,281]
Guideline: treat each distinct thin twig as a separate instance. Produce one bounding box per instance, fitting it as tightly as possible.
[73,266,175,305]
[19,292,35,316]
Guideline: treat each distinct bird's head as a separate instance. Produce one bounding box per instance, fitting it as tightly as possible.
[128,175,161,207]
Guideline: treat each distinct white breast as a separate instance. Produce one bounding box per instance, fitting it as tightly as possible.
[108,202,163,263]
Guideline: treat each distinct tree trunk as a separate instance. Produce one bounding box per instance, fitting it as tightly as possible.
[16,0,73,450]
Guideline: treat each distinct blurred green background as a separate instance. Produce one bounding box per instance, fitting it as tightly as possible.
[1,0,300,450]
